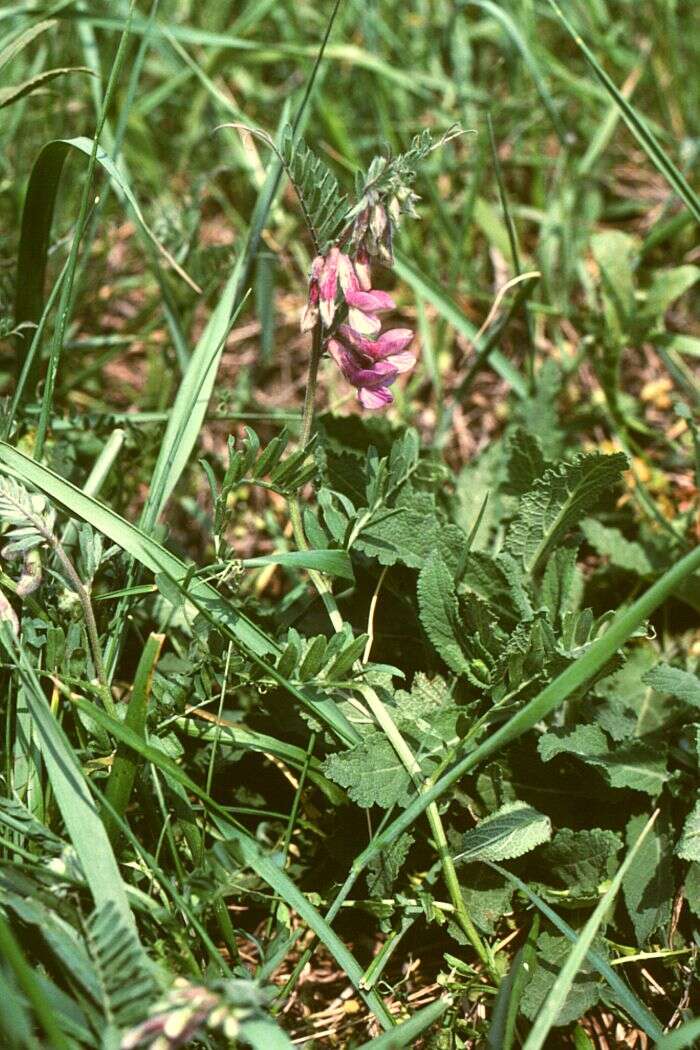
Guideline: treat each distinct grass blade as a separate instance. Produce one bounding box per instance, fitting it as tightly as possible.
[521,812,658,1050]
[0,626,132,925]
[102,632,164,845]
[212,834,395,1032]
[655,1019,700,1050]
[488,864,663,1042]
[354,998,449,1047]
[394,250,527,397]
[545,0,700,223]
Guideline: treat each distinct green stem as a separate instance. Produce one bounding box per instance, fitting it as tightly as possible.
[288,321,346,632]
[49,536,116,718]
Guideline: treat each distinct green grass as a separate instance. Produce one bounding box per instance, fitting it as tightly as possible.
[0,1,698,1047]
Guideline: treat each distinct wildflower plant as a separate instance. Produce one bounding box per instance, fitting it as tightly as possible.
[1,4,700,1050]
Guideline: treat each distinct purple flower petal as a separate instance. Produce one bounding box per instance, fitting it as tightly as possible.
[348,307,382,336]
[337,252,359,294]
[359,385,394,409]
[374,328,414,356]
[344,288,395,313]
[386,350,416,374]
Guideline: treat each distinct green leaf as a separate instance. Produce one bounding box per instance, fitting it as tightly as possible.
[356,489,464,571]
[591,230,637,336]
[623,812,674,945]
[341,541,700,911]
[212,836,394,1031]
[0,443,360,747]
[0,627,132,925]
[535,828,621,900]
[367,832,414,898]
[581,519,654,576]
[641,265,700,323]
[676,800,700,862]
[242,548,353,579]
[323,733,412,809]
[417,551,470,676]
[83,901,157,1028]
[507,452,628,575]
[545,0,700,224]
[520,932,602,1029]
[0,19,56,73]
[538,724,669,796]
[643,664,700,709]
[456,802,551,864]
[685,862,700,918]
[354,998,448,1049]
[394,251,527,397]
[504,428,547,496]
[459,867,514,935]
[0,67,94,108]
[656,1019,700,1050]
[522,814,657,1050]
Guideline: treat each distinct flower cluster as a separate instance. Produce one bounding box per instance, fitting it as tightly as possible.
[120,979,259,1050]
[301,237,416,410]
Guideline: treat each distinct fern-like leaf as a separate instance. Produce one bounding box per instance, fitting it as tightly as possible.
[83,901,158,1030]
[0,474,55,555]
[279,125,348,251]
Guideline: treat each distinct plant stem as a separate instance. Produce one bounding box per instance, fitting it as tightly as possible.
[288,321,345,632]
[48,536,116,718]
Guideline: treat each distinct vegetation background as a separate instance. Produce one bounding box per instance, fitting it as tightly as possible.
[0,1,698,1047]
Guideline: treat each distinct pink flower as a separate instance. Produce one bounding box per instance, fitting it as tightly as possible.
[328,339,399,409]
[337,325,415,373]
[328,326,415,410]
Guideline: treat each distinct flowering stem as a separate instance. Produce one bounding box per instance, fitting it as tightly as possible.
[289,321,345,632]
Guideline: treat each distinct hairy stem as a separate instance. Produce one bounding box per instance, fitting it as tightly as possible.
[48,536,116,718]
[289,321,345,632]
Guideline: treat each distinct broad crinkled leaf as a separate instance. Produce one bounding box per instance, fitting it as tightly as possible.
[506,451,628,575]
[623,811,674,945]
[459,867,514,935]
[323,732,412,809]
[456,802,552,864]
[685,863,700,918]
[459,551,531,626]
[535,828,622,899]
[676,800,700,862]
[504,427,547,496]
[643,664,700,709]
[417,551,471,676]
[367,831,414,898]
[355,489,463,571]
[538,724,669,795]
[581,519,655,577]
[521,932,603,1027]
[323,676,461,809]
